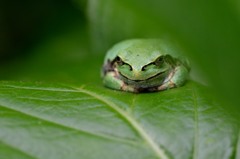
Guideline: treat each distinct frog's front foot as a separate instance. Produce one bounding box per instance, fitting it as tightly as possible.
[103,72,138,93]
[157,65,188,91]
[157,81,176,91]
[121,84,138,93]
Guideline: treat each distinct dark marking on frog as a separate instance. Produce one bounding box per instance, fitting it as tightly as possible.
[102,59,114,75]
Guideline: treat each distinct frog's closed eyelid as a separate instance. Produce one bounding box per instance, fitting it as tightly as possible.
[141,62,155,71]
[115,56,122,62]
[113,56,124,65]
[114,56,131,66]
[154,56,164,66]
[142,56,164,70]
[113,56,133,70]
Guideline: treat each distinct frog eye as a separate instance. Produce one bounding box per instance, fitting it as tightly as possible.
[115,56,124,65]
[154,56,164,66]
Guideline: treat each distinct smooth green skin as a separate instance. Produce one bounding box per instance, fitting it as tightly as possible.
[102,39,190,93]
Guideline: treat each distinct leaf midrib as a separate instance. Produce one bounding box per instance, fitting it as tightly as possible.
[76,87,169,159]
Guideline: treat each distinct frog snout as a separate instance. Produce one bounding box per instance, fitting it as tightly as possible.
[132,70,144,78]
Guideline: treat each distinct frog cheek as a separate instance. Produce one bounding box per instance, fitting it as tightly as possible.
[117,65,132,75]
[119,71,134,80]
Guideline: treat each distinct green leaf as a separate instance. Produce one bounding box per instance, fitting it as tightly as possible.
[0,81,238,159]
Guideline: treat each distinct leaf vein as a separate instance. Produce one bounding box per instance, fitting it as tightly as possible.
[191,88,199,159]
[76,87,169,159]
[0,139,36,159]
[234,130,240,158]
[17,96,94,102]
[0,104,140,146]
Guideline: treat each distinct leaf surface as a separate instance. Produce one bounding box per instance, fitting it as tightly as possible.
[0,81,238,159]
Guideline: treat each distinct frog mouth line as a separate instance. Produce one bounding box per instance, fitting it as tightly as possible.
[119,71,166,82]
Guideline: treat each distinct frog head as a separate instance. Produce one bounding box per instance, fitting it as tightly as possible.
[113,47,174,82]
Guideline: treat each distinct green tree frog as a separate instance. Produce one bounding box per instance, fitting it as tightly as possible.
[102,39,190,93]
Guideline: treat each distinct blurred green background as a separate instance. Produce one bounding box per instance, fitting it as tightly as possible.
[1,0,240,111]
